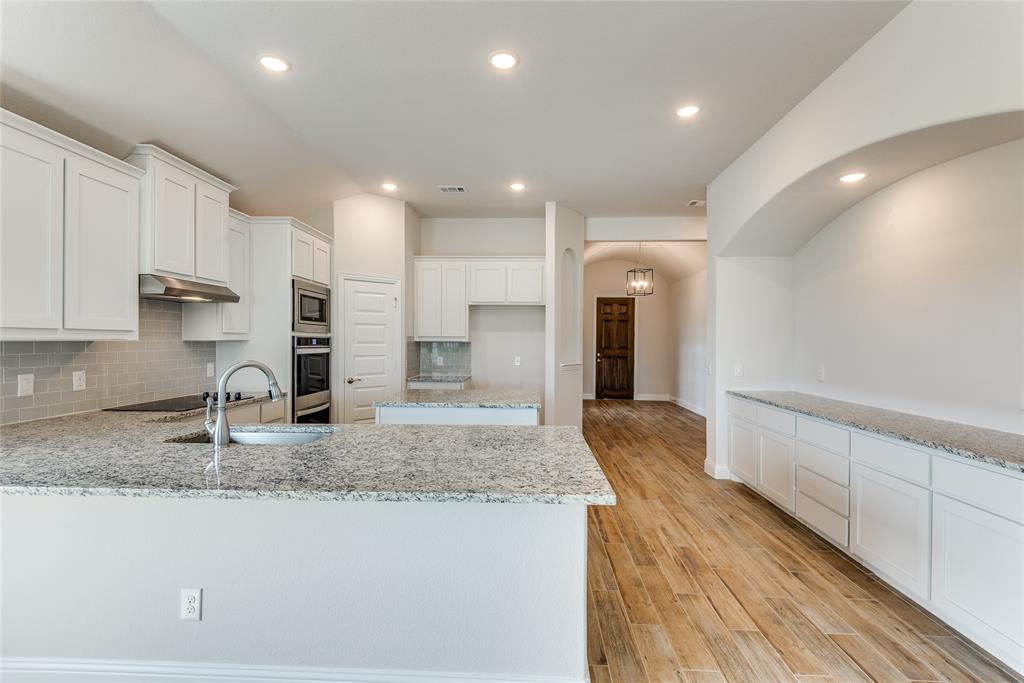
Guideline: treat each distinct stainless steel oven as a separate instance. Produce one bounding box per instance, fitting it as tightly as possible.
[293,336,331,423]
[293,280,330,335]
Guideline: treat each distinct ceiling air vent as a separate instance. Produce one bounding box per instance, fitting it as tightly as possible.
[438,185,466,193]
[687,199,707,207]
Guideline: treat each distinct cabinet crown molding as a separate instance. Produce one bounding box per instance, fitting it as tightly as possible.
[229,209,332,242]
[127,144,237,193]
[1,109,144,179]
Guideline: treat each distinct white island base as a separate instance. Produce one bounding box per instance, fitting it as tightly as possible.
[2,494,588,682]
[376,405,540,425]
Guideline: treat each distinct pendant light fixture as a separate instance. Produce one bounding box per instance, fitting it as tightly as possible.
[626,242,654,296]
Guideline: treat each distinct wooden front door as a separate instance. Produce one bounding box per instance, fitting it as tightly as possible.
[595,297,635,399]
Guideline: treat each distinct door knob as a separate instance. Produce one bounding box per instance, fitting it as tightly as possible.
[346,377,362,384]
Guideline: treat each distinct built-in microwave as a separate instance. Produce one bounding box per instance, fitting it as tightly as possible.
[293,280,330,335]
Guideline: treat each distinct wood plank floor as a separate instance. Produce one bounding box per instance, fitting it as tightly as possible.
[583,400,1022,683]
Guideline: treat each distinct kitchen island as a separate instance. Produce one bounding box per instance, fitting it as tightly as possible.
[0,409,613,682]
[375,388,542,425]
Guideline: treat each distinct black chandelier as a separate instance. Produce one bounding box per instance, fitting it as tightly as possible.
[626,242,654,296]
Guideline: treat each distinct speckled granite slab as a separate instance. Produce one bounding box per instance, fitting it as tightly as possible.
[408,375,471,383]
[728,390,1024,474]
[0,409,614,504]
[376,388,541,409]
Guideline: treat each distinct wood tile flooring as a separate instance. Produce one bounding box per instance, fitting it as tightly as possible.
[583,399,1021,683]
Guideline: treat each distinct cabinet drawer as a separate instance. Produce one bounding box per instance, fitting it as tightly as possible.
[933,457,1024,525]
[728,397,757,422]
[796,441,849,486]
[852,432,930,486]
[796,492,848,547]
[260,399,286,424]
[758,405,795,436]
[797,466,849,516]
[797,417,850,455]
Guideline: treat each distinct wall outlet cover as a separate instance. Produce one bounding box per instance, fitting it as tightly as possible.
[180,588,202,621]
[815,365,826,382]
[733,363,744,378]
[514,357,521,367]
[73,370,87,391]
[17,374,33,397]
[206,362,215,378]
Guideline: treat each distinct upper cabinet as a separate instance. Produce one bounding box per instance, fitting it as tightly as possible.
[1,110,143,340]
[291,227,331,286]
[125,145,235,285]
[415,260,467,341]
[465,257,545,306]
[182,212,251,341]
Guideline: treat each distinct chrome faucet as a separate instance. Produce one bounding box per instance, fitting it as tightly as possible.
[205,360,283,447]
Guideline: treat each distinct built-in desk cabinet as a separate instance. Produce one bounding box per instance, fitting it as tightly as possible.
[1,110,142,341]
[727,395,1024,675]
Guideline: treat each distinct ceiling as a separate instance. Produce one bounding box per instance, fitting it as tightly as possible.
[2,1,907,225]
[584,241,706,283]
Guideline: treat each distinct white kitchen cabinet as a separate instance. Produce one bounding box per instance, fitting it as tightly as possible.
[850,462,931,601]
[182,213,250,340]
[469,262,507,303]
[291,228,314,281]
[506,261,544,304]
[63,155,138,332]
[415,260,467,341]
[1,110,143,341]
[932,493,1024,673]
[126,145,235,285]
[728,416,757,485]
[415,261,442,338]
[441,262,467,338]
[759,429,796,512]
[313,237,331,285]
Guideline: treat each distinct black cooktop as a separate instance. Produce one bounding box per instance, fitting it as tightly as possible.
[104,393,254,412]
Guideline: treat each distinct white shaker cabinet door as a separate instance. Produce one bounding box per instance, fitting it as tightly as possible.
[506,261,544,304]
[313,237,331,286]
[469,261,507,303]
[414,260,442,338]
[194,179,230,283]
[0,125,63,330]
[291,229,314,281]
[63,155,138,331]
[850,463,931,601]
[758,429,796,511]
[931,493,1024,672]
[152,158,196,277]
[441,262,467,339]
[221,221,250,334]
[728,416,757,486]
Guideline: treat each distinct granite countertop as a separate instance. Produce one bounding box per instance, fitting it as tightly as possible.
[376,388,542,409]
[0,408,614,505]
[728,390,1024,474]
[408,375,471,383]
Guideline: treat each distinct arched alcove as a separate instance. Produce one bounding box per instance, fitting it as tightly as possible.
[560,247,581,365]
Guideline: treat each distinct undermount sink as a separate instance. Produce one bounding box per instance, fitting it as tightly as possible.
[169,430,328,446]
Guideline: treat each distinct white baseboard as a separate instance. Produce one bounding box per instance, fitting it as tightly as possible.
[704,459,731,479]
[582,393,595,400]
[668,396,707,417]
[1,658,586,683]
[634,393,672,401]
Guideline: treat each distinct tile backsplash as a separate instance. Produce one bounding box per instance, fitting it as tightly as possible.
[1,300,215,425]
[417,341,471,377]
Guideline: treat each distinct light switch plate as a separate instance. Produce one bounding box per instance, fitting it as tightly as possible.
[815,365,826,382]
[733,363,744,378]
[73,370,87,391]
[514,357,521,367]
[17,374,33,397]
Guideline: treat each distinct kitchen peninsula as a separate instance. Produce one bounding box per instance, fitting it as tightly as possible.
[0,409,613,681]
[375,388,542,425]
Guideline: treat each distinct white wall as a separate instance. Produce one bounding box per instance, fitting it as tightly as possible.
[469,307,545,394]
[582,260,675,399]
[419,218,544,255]
[584,216,706,242]
[672,269,707,415]
[333,194,409,280]
[545,202,585,427]
[793,140,1023,433]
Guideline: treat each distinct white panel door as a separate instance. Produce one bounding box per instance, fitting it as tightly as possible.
[441,261,467,338]
[221,221,250,334]
[728,417,757,485]
[194,180,229,283]
[414,261,442,338]
[152,159,195,277]
[469,261,506,303]
[850,463,931,600]
[507,261,544,304]
[63,155,138,331]
[758,430,795,511]
[932,494,1024,672]
[0,125,63,330]
[344,279,398,423]
[291,229,314,280]
[313,238,331,285]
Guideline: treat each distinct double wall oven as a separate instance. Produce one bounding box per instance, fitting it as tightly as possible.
[293,279,331,423]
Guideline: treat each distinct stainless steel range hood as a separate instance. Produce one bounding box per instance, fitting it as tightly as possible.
[139,274,239,303]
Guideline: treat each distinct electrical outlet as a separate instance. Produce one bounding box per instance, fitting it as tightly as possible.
[206,363,215,378]
[815,364,826,382]
[180,588,202,621]
[437,356,444,367]
[17,374,33,397]
[733,363,744,378]
[73,370,87,391]
[514,357,521,367]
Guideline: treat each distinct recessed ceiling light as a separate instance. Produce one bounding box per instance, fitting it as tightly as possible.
[258,54,291,73]
[489,50,519,70]
[382,182,398,192]
[509,182,527,192]
[676,104,701,118]
[839,172,868,183]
